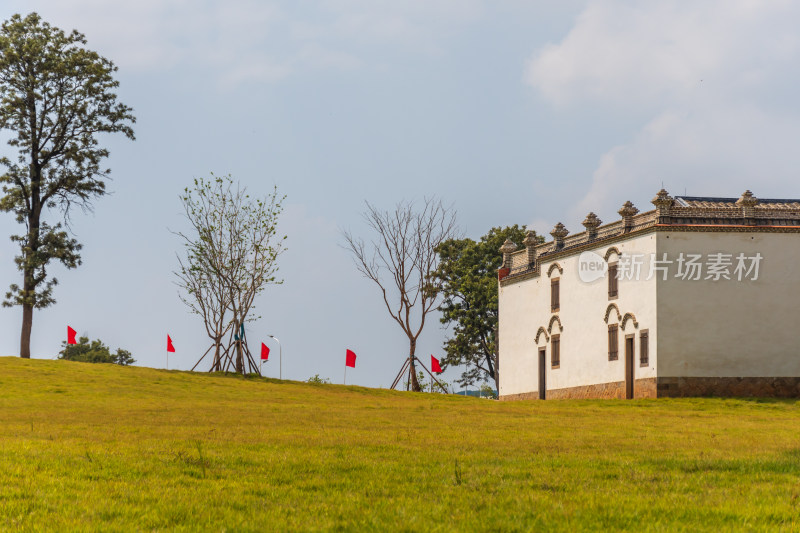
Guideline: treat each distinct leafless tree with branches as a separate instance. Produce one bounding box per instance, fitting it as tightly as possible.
[343,198,458,391]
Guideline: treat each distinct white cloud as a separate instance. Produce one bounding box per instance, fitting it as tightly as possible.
[295,43,362,71]
[527,217,555,239]
[11,0,291,84]
[321,0,484,49]
[1,0,486,90]
[571,101,800,221]
[526,0,800,109]
[525,0,800,220]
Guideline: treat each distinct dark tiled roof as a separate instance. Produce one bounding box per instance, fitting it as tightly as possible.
[675,196,800,209]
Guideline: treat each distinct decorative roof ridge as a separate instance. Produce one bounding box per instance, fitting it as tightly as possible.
[515,209,657,256]
[506,190,800,261]
[502,188,800,284]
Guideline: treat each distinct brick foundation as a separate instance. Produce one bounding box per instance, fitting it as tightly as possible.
[546,380,625,399]
[499,377,800,400]
[635,377,657,398]
[656,377,800,398]
[499,391,541,401]
[499,378,657,401]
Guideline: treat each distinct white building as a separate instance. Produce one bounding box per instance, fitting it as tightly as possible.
[498,190,800,400]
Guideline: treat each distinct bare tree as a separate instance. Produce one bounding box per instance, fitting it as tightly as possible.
[175,174,286,373]
[343,198,458,391]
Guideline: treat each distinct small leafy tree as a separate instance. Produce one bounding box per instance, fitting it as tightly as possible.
[175,174,286,373]
[0,13,135,358]
[434,226,539,390]
[479,383,498,400]
[414,370,450,394]
[59,336,135,365]
[416,370,430,392]
[307,374,331,385]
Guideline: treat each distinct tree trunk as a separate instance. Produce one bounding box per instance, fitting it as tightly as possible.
[20,303,33,358]
[408,339,421,392]
[20,164,41,359]
[213,342,221,371]
[491,325,499,391]
[493,352,499,392]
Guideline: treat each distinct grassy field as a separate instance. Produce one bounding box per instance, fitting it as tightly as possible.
[1,357,799,531]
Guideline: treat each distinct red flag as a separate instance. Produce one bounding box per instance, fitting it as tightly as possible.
[67,326,77,345]
[167,335,175,353]
[345,349,356,368]
[431,355,442,374]
[261,342,270,360]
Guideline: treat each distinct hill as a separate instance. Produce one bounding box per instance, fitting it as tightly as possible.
[0,357,798,531]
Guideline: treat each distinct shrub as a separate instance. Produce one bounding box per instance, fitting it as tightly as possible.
[59,336,135,366]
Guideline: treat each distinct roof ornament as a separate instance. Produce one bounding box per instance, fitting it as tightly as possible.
[499,238,517,269]
[582,212,602,241]
[736,190,759,224]
[522,230,539,266]
[651,189,674,223]
[550,222,569,250]
[735,190,759,208]
[618,201,639,232]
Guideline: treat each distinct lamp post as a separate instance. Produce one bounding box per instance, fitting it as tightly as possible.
[268,335,282,380]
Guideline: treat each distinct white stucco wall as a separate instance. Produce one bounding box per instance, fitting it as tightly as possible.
[497,274,541,396]
[499,232,657,397]
[657,231,800,377]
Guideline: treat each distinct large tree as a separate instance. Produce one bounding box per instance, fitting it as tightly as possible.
[343,198,458,392]
[0,13,135,358]
[434,225,539,390]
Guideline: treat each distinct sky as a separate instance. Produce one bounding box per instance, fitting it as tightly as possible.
[1,0,800,388]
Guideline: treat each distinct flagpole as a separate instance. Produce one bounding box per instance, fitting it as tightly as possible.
[344,365,347,386]
[268,335,282,380]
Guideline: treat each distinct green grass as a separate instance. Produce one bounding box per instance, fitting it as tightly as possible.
[1,357,799,531]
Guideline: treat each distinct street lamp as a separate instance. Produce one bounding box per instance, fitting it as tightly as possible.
[268,335,282,380]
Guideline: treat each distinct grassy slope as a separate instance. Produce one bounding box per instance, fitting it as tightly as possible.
[0,358,799,532]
